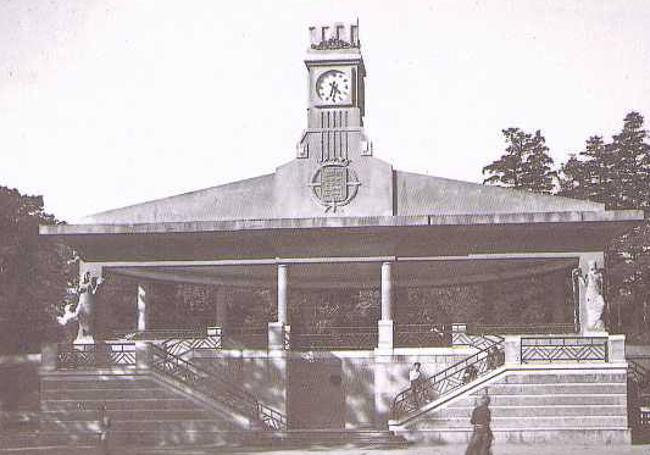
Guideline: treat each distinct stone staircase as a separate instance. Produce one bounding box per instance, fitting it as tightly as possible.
[1,340,288,453]
[33,371,253,448]
[390,364,631,444]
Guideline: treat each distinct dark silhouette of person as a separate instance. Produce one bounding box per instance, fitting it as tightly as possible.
[465,394,493,455]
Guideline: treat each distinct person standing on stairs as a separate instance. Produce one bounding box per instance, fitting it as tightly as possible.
[409,362,423,406]
[465,394,493,455]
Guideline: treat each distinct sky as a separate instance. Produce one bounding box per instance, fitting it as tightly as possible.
[1,0,649,222]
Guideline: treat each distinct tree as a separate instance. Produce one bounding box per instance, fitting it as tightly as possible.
[557,112,650,339]
[610,112,650,210]
[559,136,611,202]
[0,186,75,353]
[483,128,557,193]
[560,112,650,210]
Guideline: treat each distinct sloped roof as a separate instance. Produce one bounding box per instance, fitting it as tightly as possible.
[394,171,603,216]
[81,164,604,225]
[82,173,276,224]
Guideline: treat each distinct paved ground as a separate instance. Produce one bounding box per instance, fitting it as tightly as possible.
[4,443,650,454]
[137,443,650,455]
[223,445,650,455]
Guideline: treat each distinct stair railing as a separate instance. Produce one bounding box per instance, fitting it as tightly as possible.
[149,343,287,431]
[628,359,650,437]
[111,328,222,358]
[391,334,504,421]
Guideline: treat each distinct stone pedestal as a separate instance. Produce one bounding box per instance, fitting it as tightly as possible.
[373,353,393,428]
[608,334,626,363]
[504,335,521,366]
[41,343,58,372]
[135,341,151,370]
[267,348,289,416]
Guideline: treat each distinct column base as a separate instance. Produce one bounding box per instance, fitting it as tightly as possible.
[377,319,394,351]
[268,322,286,351]
[73,336,95,346]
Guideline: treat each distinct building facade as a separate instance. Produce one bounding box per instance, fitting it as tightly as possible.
[39,22,646,447]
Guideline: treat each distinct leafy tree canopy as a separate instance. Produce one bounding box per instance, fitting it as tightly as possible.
[483,128,557,194]
[0,186,75,353]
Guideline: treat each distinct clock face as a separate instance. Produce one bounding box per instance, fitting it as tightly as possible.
[316,70,351,104]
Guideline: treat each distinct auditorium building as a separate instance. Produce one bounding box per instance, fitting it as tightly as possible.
[38,22,647,448]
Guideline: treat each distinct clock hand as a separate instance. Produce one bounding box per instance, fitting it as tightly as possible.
[329,81,341,100]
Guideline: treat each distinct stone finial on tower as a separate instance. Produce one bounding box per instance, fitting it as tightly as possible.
[308,20,360,50]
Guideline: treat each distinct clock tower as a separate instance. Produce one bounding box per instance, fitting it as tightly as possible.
[279,21,392,217]
[298,21,370,162]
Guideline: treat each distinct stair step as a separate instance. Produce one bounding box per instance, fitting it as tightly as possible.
[41,410,215,422]
[446,394,627,407]
[500,373,627,384]
[40,419,237,433]
[482,383,627,394]
[41,398,198,411]
[422,415,628,429]
[41,387,179,400]
[436,404,627,418]
[41,376,152,390]
[393,428,631,444]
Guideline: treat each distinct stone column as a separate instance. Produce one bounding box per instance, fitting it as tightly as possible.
[137,283,148,332]
[269,264,289,351]
[577,252,606,335]
[214,286,228,327]
[277,264,288,325]
[377,261,394,351]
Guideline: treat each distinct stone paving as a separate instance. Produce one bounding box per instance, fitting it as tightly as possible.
[136,443,650,455]
[6,443,649,455]
[221,445,650,455]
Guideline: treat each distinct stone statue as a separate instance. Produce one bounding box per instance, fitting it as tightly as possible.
[573,261,606,331]
[57,272,103,344]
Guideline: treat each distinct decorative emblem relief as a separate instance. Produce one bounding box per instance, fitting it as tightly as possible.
[308,159,361,212]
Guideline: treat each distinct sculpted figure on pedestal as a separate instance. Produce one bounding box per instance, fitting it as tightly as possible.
[573,261,606,331]
[57,271,103,344]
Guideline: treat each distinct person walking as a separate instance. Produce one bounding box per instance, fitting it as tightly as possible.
[465,394,493,455]
[98,403,111,455]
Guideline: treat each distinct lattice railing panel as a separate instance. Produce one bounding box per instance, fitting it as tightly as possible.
[57,342,136,369]
[162,336,221,358]
[149,344,286,431]
[520,337,608,363]
[57,344,97,369]
[394,324,450,348]
[391,335,504,421]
